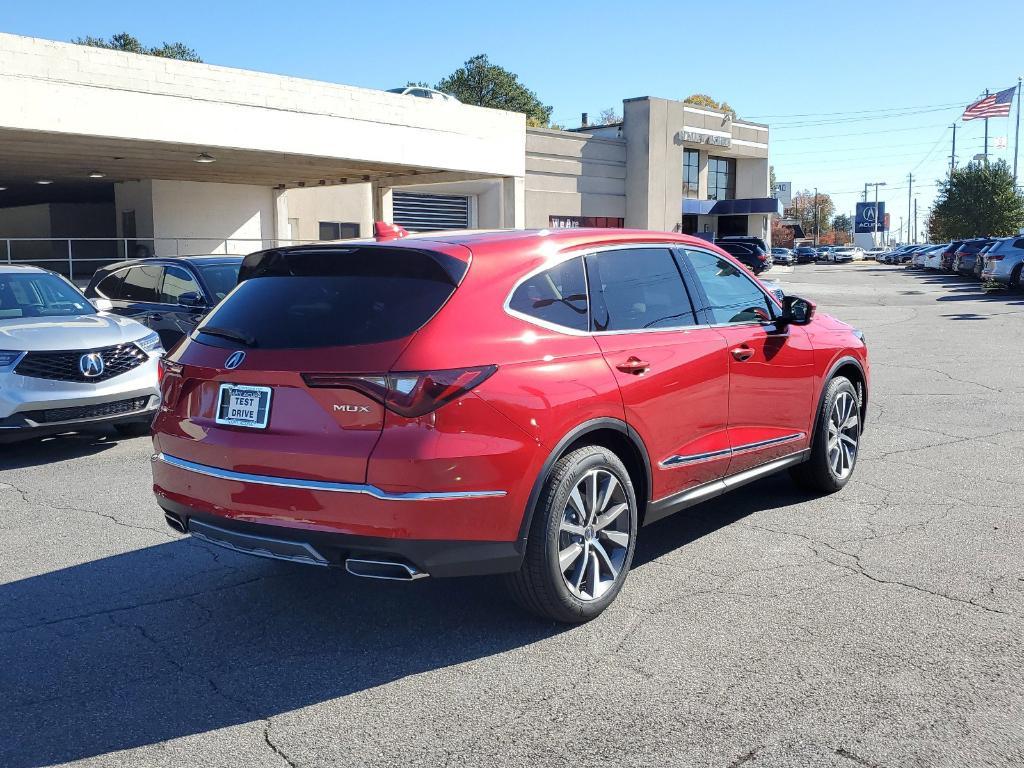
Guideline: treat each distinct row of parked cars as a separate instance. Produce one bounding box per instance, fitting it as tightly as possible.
[875,237,1024,286]
[771,245,891,265]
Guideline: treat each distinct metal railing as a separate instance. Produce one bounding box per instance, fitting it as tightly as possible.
[1,237,324,282]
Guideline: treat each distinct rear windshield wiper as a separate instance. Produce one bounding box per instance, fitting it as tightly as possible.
[198,326,257,346]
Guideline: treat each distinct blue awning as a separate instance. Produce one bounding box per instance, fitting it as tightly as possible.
[683,198,784,216]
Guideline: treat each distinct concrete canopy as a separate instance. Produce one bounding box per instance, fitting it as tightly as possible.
[0,33,525,190]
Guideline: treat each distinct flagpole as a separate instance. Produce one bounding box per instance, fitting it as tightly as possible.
[984,88,990,164]
[1014,77,1022,189]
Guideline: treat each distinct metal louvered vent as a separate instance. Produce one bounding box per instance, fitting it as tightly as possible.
[392,192,470,232]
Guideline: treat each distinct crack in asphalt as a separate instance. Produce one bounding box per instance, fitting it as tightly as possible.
[726,745,762,767]
[835,746,885,767]
[742,522,1013,618]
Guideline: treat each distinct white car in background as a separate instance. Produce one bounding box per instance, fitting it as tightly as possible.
[828,247,859,263]
[923,245,947,270]
[865,247,887,260]
[386,86,459,103]
[0,265,162,443]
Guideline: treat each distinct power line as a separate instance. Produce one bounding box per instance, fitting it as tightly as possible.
[745,101,967,120]
[771,105,961,129]
[772,122,953,142]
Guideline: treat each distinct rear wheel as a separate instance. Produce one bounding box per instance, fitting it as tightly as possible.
[790,376,861,494]
[1011,264,1023,289]
[506,446,637,623]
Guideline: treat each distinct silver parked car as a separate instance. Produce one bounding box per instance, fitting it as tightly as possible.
[980,236,1024,287]
[0,265,162,443]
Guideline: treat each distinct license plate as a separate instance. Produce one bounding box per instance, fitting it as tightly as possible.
[215,384,272,429]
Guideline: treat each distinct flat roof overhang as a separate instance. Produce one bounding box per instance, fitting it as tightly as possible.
[684,198,784,216]
[0,33,525,189]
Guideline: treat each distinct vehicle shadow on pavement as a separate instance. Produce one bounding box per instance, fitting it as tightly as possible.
[0,429,131,470]
[1,476,800,767]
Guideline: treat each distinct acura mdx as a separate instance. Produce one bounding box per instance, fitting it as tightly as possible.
[151,229,868,622]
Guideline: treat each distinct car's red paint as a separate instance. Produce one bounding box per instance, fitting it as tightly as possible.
[151,228,868,569]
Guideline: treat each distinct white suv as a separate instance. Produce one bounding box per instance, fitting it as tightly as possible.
[0,265,162,443]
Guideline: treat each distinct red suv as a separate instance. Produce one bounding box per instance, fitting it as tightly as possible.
[151,229,868,622]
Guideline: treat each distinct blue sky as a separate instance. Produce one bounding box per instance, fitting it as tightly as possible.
[5,0,1024,236]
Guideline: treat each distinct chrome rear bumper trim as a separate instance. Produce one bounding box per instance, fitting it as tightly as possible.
[153,452,507,501]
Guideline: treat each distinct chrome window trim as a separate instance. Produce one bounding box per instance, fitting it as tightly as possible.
[153,452,507,500]
[503,242,707,337]
[680,246,782,317]
[660,432,805,468]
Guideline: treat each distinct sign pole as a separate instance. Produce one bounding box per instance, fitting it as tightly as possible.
[1014,77,1022,189]
[984,89,990,163]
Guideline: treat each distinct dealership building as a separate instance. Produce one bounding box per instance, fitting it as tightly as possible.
[0,32,777,275]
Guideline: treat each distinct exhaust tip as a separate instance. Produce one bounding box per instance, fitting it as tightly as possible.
[345,558,428,581]
[164,511,187,534]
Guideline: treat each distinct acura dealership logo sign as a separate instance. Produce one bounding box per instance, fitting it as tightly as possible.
[79,352,104,378]
[224,351,246,370]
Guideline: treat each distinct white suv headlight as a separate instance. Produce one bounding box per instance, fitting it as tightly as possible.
[135,333,164,355]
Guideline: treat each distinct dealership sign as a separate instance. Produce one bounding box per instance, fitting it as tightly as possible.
[855,202,888,233]
[677,130,731,148]
[773,181,792,208]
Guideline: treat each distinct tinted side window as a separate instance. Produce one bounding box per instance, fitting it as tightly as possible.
[508,257,588,331]
[120,266,162,302]
[160,265,202,304]
[96,270,126,299]
[1013,239,1024,250]
[586,248,696,331]
[685,249,774,325]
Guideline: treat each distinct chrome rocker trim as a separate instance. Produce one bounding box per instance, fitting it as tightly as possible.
[660,432,806,468]
[152,453,507,501]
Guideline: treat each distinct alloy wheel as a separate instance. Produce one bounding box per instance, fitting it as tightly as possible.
[827,391,860,479]
[557,468,631,601]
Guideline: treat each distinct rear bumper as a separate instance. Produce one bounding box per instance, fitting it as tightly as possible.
[159,499,526,578]
[151,451,529,575]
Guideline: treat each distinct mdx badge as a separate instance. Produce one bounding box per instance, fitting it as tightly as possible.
[334,404,371,413]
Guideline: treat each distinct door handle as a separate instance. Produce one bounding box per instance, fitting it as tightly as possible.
[149,313,163,321]
[616,356,650,375]
[731,345,755,362]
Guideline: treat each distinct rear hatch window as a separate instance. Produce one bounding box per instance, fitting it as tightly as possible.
[197,246,467,349]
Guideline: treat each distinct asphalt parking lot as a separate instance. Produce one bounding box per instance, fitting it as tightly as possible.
[2,263,1023,768]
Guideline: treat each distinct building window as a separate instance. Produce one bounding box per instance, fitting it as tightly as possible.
[549,216,624,229]
[707,156,736,201]
[319,221,360,240]
[683,150,699,199]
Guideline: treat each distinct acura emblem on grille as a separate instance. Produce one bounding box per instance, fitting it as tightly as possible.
[79,352,105,378]
[224,351,246,370]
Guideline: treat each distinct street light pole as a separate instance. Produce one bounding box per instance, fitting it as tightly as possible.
[814,186,819,246]
[866,181,886,248]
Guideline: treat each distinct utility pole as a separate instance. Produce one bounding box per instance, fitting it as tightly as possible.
[950,123,957,174]
[907,173,913,245]
[814,186,819,246]
[867,181,886,248]
[913,197,918,243]
[984,88,990,163]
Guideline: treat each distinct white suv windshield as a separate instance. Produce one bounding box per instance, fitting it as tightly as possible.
[0,272,95,319]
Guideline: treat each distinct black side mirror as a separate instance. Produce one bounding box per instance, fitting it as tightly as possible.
[178,291,206,308]
[779,295,816,327]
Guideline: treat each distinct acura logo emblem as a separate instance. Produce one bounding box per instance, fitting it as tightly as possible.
[224,351,246,370]
[79,352,104,378]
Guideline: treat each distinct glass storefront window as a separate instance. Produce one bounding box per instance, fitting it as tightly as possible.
[708,156,736,201]
[683,150,699,199]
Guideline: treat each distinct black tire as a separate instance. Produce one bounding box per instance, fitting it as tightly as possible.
[790,376,861,494]
[114,420,151,437]
[506,445,638,624]
[1011,265,1022,289]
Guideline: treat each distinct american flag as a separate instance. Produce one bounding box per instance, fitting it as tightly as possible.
[962,86,1016,121]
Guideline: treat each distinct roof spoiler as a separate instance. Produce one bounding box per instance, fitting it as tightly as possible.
[374,221,409,242]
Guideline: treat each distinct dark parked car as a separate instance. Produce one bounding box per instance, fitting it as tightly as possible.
[952,239,993,277]
[793,246,818,263]
[939,240,966,272]
[714,240,771,274]
[86,255,243,349]
[973,240,998,279]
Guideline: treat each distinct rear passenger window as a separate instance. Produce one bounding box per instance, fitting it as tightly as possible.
[120,266,162,302]
[1014,239,1024,249]
[95,270,126,299]
[586,248,696,331]
[160,265,201,304]
[508,257,589,331]
[685,249,774,325]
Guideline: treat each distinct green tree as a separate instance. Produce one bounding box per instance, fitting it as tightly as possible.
[436,55,552,126]
[683,93,736,117]
[597,107,621,126]
[928,160,1024,240]
[789,190,835,240]
[832,213,852,234]
[72,32,202,62]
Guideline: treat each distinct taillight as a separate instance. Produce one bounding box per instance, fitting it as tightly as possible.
[302,366,497,418]
[988,254,1004,261]
[158,359,184,407]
